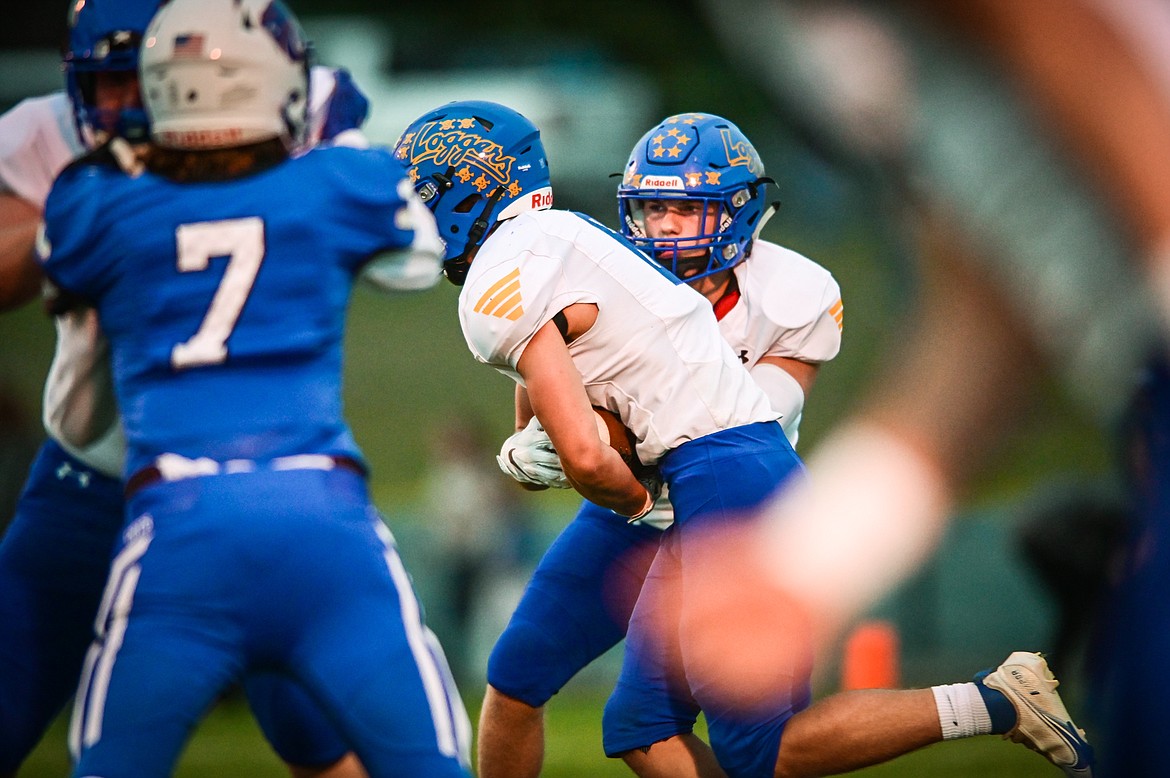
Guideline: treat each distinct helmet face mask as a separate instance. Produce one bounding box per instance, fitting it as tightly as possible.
[625,196,739,280]
[64,0,162,147]
[618,113,772,283]
[140,0,312,151]
[394,100,553,285]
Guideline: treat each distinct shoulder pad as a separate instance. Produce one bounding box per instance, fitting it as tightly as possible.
[747,241,840,329]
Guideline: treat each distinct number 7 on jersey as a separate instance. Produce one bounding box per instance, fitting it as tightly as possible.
[171,217,265,370]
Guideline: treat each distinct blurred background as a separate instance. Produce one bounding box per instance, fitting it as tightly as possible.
[1,2,1122,775]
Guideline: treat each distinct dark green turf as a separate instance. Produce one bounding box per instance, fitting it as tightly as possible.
[23,689,1061,777]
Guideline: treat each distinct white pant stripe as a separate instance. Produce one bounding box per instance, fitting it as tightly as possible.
[68,642,102,759]
[426,625,474,762]
[68,532,152,757]
[375,521,468,762]
[83,564,141,747]
[91,532,151,634]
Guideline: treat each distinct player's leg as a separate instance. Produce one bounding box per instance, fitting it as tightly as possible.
[603,529,723,777]
[658,427,1086,776]
[286,755,364,778]
[0,440,123,777]
[475,686,544,778]
[624,422,804,778]
[70,508,243,778]
[771,689,939,777]
[299,517,471,777]
[480,501,661,778]
[239,470,469,778]
[244,673,367,778]
[771,650,1092,778]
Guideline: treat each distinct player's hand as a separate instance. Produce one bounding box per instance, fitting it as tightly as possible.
[496,416,571,489]
[629,483,674,529]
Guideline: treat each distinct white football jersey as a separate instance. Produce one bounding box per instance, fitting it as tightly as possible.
[459,210,780,465]
[0,94,82,205]
[1,68,368,478]
[720,240,843,368]
[0,93,122,474]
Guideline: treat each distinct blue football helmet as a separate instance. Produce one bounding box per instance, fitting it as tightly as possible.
[618,113,777,282]
[64,0,162,147]
[394,100,553,285]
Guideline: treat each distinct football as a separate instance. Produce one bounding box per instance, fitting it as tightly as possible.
[593,406,637,465]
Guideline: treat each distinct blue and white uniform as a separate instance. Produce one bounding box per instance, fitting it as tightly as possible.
[0,68,410,772]
[460,209,808,778]
[486,236,841,772]
[39,140,469,778]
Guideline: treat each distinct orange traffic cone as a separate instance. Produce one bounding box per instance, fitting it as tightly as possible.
[841,619,900,690]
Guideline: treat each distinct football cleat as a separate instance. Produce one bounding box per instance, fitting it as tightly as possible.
[979,651,1094,776]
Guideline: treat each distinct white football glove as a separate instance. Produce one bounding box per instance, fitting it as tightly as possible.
[628,482,675,530]
[496,416,571,489]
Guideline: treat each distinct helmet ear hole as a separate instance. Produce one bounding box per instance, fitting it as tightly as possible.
[454,194,482,214]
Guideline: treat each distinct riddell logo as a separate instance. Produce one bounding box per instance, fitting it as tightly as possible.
[499,186,552,219]
[639,175,685,190]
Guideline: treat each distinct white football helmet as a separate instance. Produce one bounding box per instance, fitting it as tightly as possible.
[140,0,311,150]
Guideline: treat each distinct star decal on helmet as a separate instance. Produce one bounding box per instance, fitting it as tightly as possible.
[664,112,708,126]
[652,126,694,161]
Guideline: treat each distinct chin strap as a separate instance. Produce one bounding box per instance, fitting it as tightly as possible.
[443,185,508,286]
[465,186,506,249]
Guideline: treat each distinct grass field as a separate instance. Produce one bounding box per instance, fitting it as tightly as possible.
[23,688,1060,777]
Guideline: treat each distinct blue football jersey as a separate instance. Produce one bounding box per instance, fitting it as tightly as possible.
[40,146,417,475]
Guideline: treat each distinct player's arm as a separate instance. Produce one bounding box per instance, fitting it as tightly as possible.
[514,385,535,430]
[0,191,44,311]
[360,177,444,293]
[751,355,818,445]
[307,66,370,149]
[516,310,651,517]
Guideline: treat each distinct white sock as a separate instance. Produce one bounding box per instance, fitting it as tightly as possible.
[931,682,993,740]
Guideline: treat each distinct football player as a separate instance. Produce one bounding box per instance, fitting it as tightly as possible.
[4,1,450,777]
[397,100,1089,778]
[480,113,842,778]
